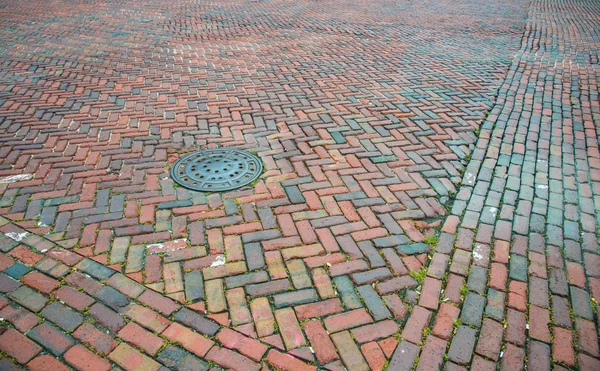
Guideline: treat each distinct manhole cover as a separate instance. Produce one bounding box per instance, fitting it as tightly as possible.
[170,149,262,192]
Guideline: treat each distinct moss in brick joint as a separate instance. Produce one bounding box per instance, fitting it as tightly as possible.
[409,267,427,285]
[423,234,439,247]
[459,285,469,298]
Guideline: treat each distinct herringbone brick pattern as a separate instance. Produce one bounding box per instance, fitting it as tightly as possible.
[1,0,598,369]
[0,0,526,304]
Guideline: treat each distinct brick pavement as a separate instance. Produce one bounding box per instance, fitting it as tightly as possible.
[0,0,598,369]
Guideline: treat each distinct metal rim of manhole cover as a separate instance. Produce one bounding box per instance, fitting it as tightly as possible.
[170,148,263,192]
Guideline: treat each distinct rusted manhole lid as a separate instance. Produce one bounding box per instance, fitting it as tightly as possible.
[170,149,262,192]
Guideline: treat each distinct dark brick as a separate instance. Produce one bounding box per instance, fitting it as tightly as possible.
[41,301,84,332]
[88,303,125,333]
[448,326,476,365]
[174,308,220,336]
[28,322,75,356]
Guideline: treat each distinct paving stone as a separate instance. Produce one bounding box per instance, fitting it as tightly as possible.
[41,301,84,332]
[109,342,163,370]
[460,293,485,326]
[0,328,42,364]
[28,322,75,356]
[64,345,112,371]
[156,345,209,371]
[174,307,220,336]
[331,331,369,371]
[570,286,594,320]
[448,326,476,365]
[9,286,47,312]
[388,340,419,371]
[356,284,391,320]
[72,322,118,355]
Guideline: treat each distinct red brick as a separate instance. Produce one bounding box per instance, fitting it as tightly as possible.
[27,355,70,371]
[277,214,298,236]
[108,343,162,371]
[489,263,507,291]
[552,327,575,366]
[297,220,318,244]
[216,328,268,362]
[579,353,600,371]
[382,294,408,320]
[162,322,215,357]
[64,345,111,371]
[575,318,599,357]
[304,320,337,363]
[274,308,306,350]
[529,305,551,343]
[0,328,42,364]
[399,220,425,242]
[492,240,509,264]
[54,286,95,311]
[263,236,303,251]
[508,280,527,311]
[64,271,102,294]
[206,346,262,371]
[123,304,171,333]
[250,297,275,337]
[88,303,125,333]
[265,349,316,371]
[315,228,340,253]
[419,277,441,309]
[0,305,40,332]
[443,274,465,304]
[357,207,380,228]
[475,319,503,360]
[28,322,74,356]
[223,222,262,235]
[351,227,388,241]
[416,336,446,371]
[8,246,43,265]
[375,275,418,294]
[304,252,346,269]
[566,262,586,288]
[505,308,526,346]
[329,259,369,276]
[118,322,165,356]
[0,254,15,271]
[324,308,373,333]
[401,306,431,344]
[378,337,398,358]
[432,303,460,340]
[361,342,386,371]
[137,289,180,315]
[295,298,344,320]
[529,251,547,278]
[21,271,59,294]
[351,320,399,343]
[500,343,524,371]
[73,322,118,355]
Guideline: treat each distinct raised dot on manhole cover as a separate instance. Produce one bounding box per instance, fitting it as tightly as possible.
[170,149,263,192]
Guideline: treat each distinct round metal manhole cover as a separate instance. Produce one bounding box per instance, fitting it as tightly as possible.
[170,149,263,192]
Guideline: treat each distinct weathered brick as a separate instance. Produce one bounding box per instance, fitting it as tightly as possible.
[73,322,118,354]
[162,323,215,357]
[118,322,165,356]
[64,345,111,371]
[274,308,306,350]
[0,328,42,364]
[28,322,74,356]
[109,343,162,371]
[331,331,370,371]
